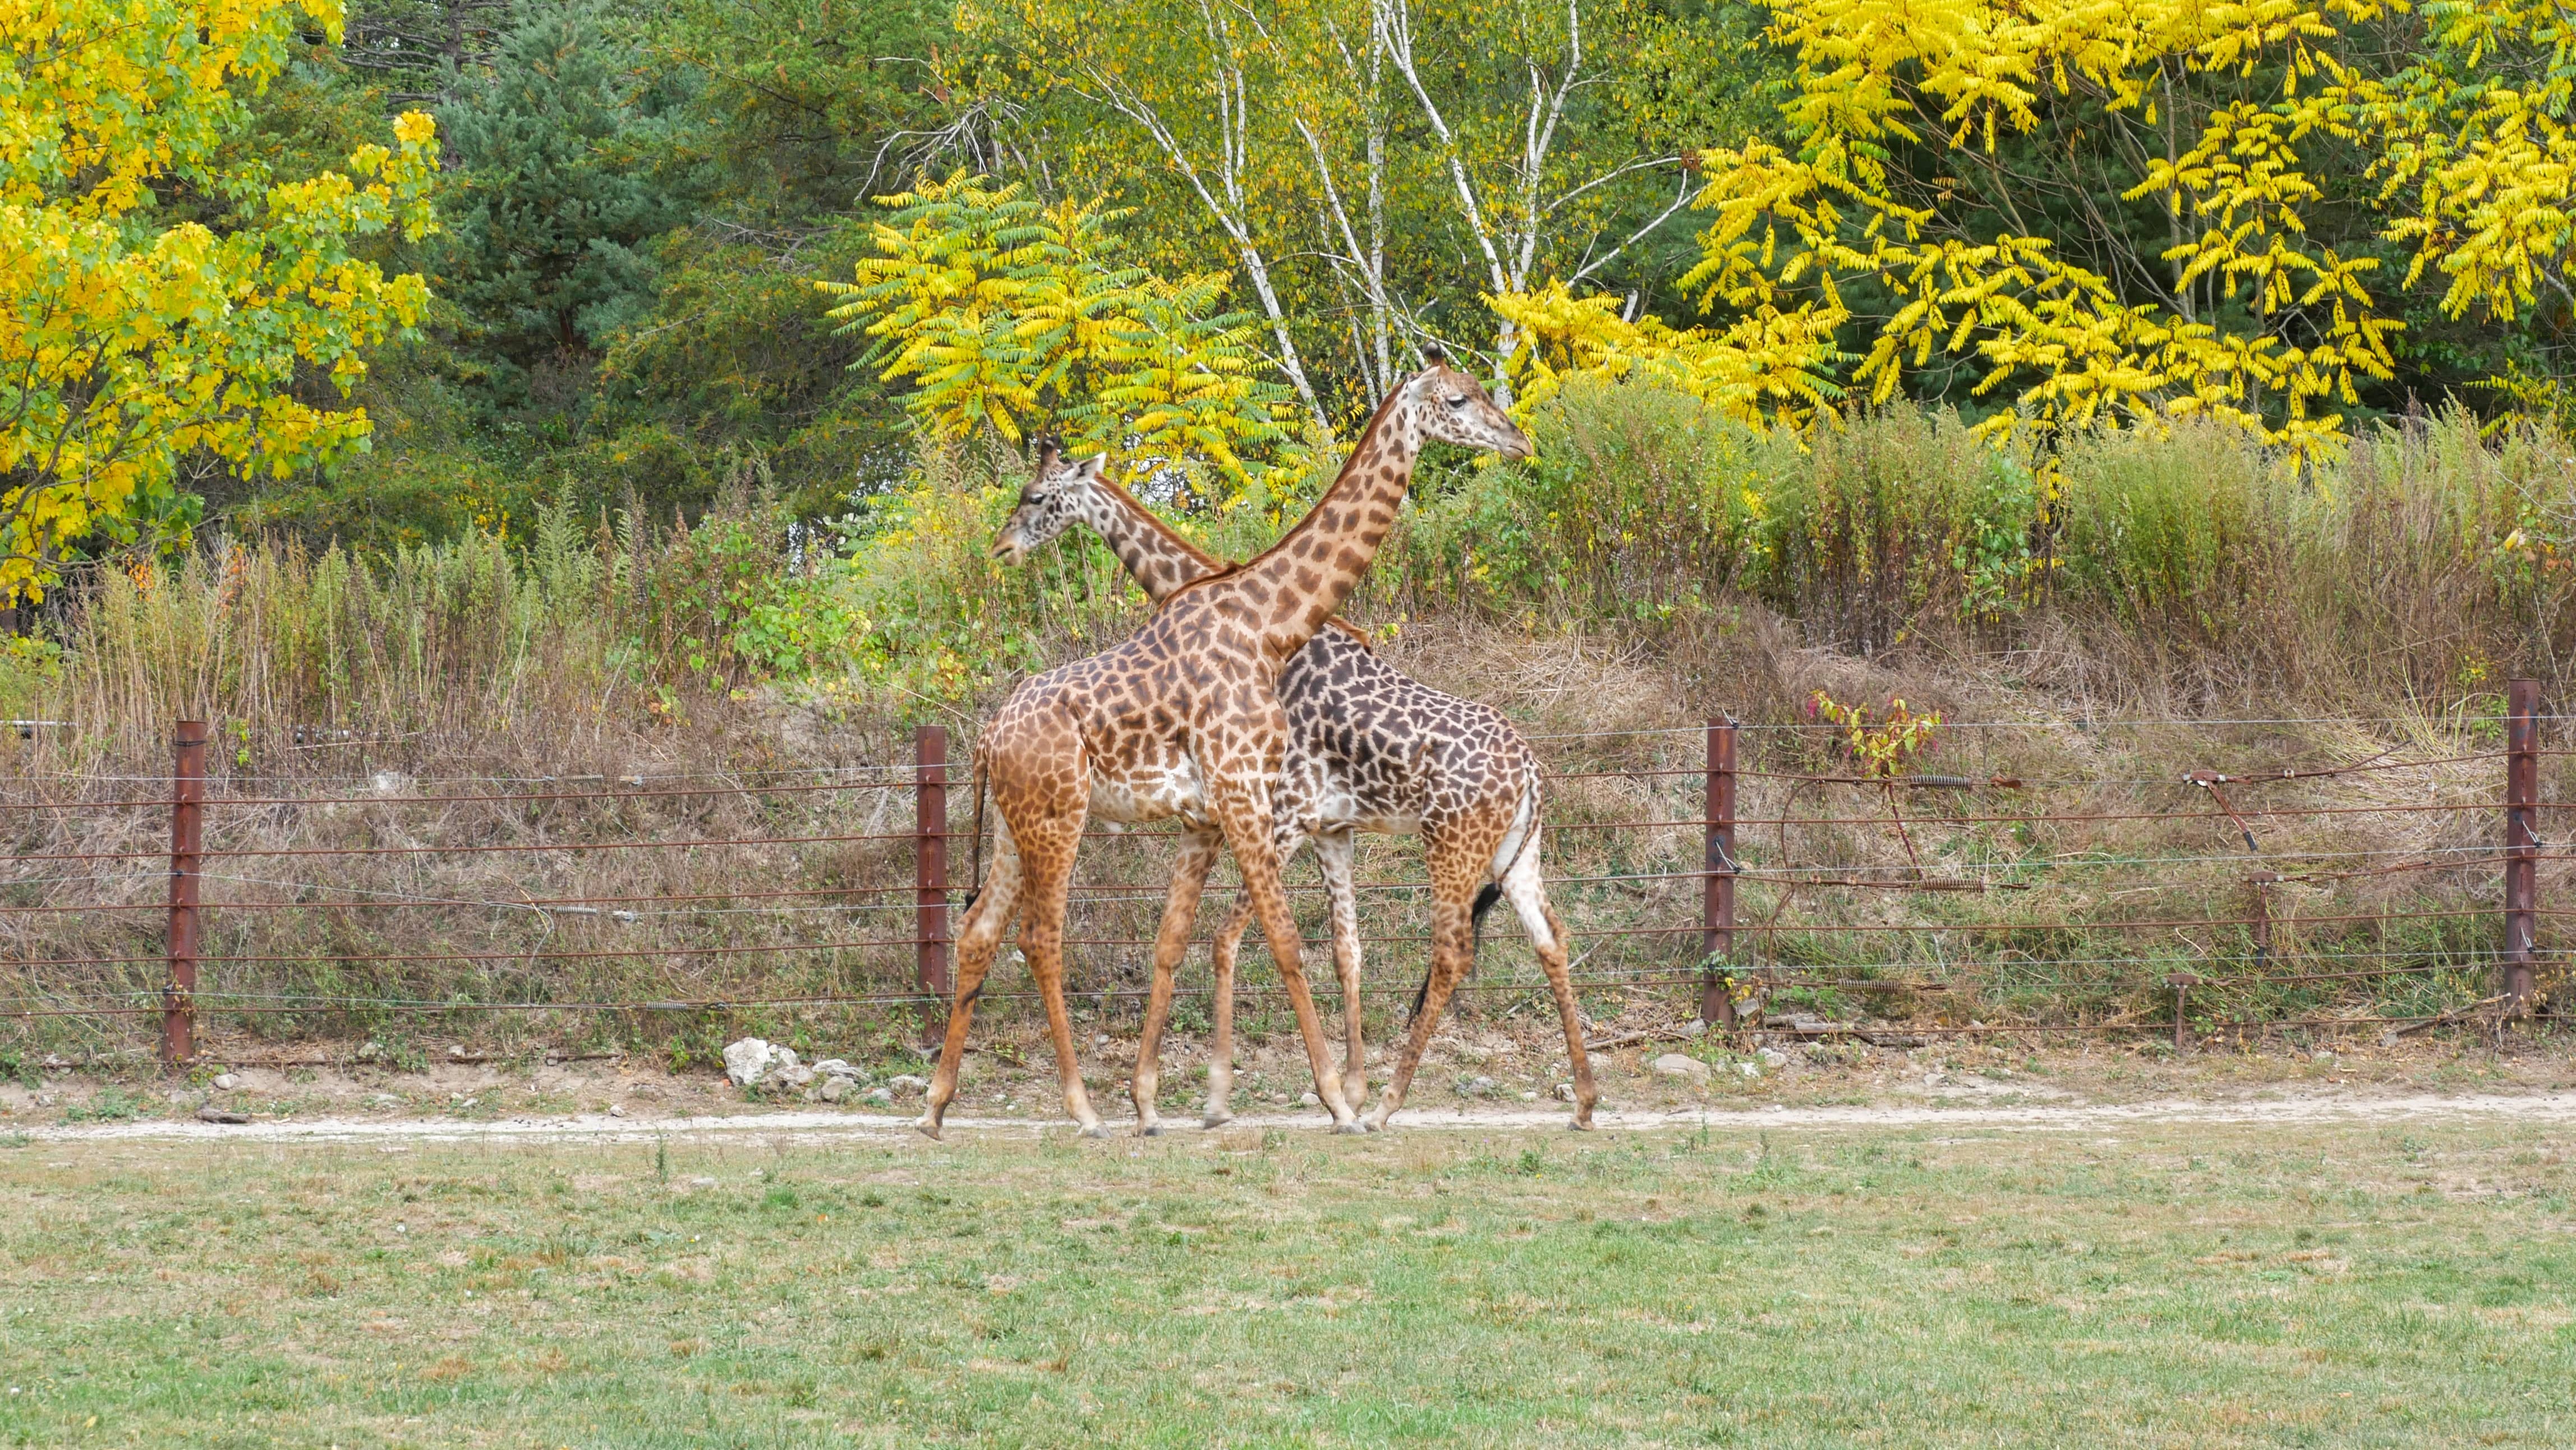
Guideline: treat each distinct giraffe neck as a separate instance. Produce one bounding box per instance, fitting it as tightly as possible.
[1074,478,1222,604]
[1234,393,1423,658]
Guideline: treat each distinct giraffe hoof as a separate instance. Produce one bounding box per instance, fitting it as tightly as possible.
[1361,1111,1392,1134]
[1199,1110,1234,1130]
[913,1116,944,1142]
[1139,1121,1166,1137]
[1331,1119,1368,1136]
[1567,1113,1597,1132]
[1075,1121,1115,1140]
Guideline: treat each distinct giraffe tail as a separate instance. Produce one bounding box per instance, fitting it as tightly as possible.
[1407,883,1504,1024]
[959,741,990,914]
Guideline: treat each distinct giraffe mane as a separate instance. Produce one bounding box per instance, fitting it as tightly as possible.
[1243,375,1413,571]
[1089,469,1227,575]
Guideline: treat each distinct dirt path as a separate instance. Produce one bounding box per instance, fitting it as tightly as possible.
[21,1090,2576,1148]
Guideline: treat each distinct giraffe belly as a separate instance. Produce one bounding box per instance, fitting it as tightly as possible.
[1311,777,1420,838]
[1088,755,1209,829]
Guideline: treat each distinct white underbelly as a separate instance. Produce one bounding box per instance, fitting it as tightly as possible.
[1313,781,1419,837]
[1090,756,1209,827]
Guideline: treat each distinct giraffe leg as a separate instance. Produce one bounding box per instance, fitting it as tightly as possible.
[1499,836,1596,1129]
[1364,884,1476,1132]
[1313,830,1368,1108]
[1216,788,1360,1132]
[1015,840,1109,1137]
[1133,827,1222,1136]
[1202,885,1255,1128]
[1365,825,1494,1133]
[918,828,1024,1140]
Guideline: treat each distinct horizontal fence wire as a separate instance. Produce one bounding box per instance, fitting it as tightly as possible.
[4,708,2561,1053]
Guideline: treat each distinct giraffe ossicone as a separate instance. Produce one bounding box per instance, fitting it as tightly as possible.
[918,362,1533,1139]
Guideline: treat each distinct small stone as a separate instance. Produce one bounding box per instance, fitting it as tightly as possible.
[1554,1082,1576,1102]
[1652,1053,1712,1080]
[2312,1049,2336,1064]
[863,1087,894,1107]
[195,1107,251,1125]
[1756,1048,1790,1070]
[1737,1062,1760,1079]
[608,1102,628,1118]
[356,1041,382,1061]
[212,1072,239,1090]
[1519,1090,1539,1102]
[887,1075,928,1099]
[813,1058,860,1080]
[816,1077,851,1104]
[1299,1091,1321,1107]
[722,1038,778,1087]
[33,1094,54,1108]
[1677,1020,1709,1039]
[1466,1075,1496,1096]
[779,1064,816,1089]
[447,1045,468,1059]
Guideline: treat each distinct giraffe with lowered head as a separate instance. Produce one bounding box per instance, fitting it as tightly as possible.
[919,356,1531,1138]
[992,446,1597,1131]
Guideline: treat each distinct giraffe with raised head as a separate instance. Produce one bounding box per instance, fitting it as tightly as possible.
[918,357,1531,1139]
[993,449,1598,1131]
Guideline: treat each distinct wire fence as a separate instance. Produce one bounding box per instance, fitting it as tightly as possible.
[2,686,2567,1066]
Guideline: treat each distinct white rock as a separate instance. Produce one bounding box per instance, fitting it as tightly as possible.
[447,1045,468,1059]
[722,1038,779,1086]
[608,1102,629,1118]
[863,1086,894,1107]
[1652,1053,1712,1080]
[1299,1090,1322,1107]
[1520,1090,1539,1102]
[33,1094,55,1108]
[1464,1075,1497,1096]
[211,1072,239,1090]
[816,1077,852,1104]
[1756,1048,1790,1070]
[812,1058,860,1080]
[1677,1020,1709,1039]
[1737,1062,1761,1079]
[1554,1082,1576,1102]
[779,1064,816,1089]
[887,1075,928,1098]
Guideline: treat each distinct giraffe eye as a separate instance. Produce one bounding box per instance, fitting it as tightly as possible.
[1445,394,1468,408]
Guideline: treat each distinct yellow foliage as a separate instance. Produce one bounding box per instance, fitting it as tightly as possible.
[1666,0,2576,458]
[0,0,438,602]
[1489,282,1845,430]
[817,173,1295,497]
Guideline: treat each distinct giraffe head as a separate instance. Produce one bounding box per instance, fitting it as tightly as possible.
[992,438,1101,565]
[1404,351,1532,460]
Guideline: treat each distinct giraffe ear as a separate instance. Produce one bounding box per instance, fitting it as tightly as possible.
[1035,436,1061,470]
[1073,453,1106,480]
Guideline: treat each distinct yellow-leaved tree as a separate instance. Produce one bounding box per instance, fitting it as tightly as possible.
[0,0,439,602]
[817,174,1296,498]
[1653,0,2576,456]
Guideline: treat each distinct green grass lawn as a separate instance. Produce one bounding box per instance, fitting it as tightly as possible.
[1,1115,2570,1447]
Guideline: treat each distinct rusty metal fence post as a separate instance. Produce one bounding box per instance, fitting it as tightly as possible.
[914,725,953,1024]
[1701,716,1738,1027]
[2505,678,2538,1008]
[163,720,207,1067]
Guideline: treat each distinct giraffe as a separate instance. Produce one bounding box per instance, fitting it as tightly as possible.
[919,357,1530,1139]
[993,451,1598,1131]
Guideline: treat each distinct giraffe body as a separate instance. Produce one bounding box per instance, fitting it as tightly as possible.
[993,446,1598,1131]
[922,361,1532,1139]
